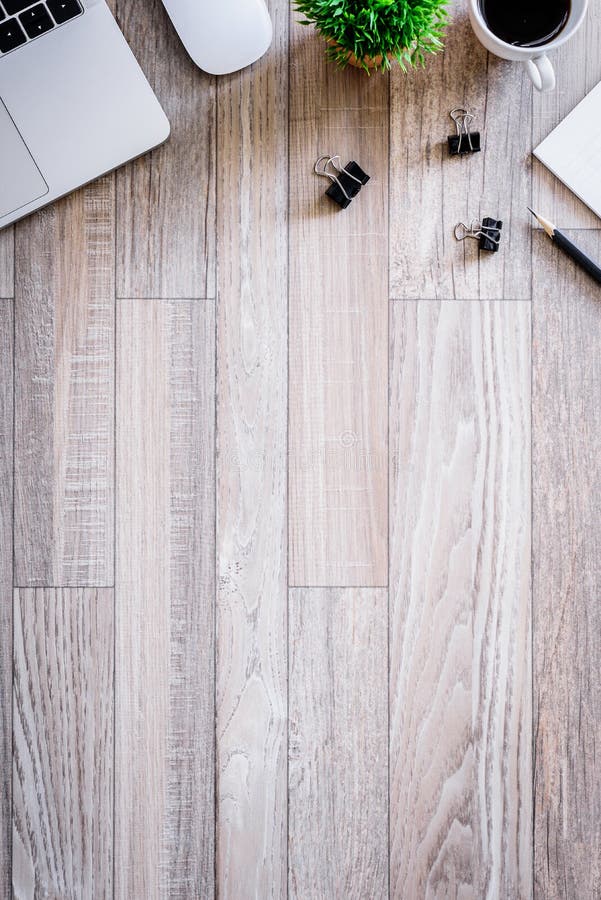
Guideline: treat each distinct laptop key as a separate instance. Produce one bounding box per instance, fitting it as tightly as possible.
[0,16,26,50]
[47,0,81,23]
[3,0,34,15]
[19,2,53,36]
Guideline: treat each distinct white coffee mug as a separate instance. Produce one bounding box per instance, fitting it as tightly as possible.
[467,0,589,92]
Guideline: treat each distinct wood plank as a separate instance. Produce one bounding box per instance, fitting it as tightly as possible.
[389,301,532,897]
[14,180,115,586]
[12,588,113,899]
[215,1,288,893]
[0,301,12,900]
[0,228,13,298]
[115,0,216,299]
[289,20,388,586]
[115,299,215,899]
[288,588,388,899]
[532,1,601,229]
[532,230,601,899]
[390,0,532,300]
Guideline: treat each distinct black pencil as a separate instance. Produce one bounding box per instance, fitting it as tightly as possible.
[528,207,601,286]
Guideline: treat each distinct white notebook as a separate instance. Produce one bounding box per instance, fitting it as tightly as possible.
[534,79,601,221]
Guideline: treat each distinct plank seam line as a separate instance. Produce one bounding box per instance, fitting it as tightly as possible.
[388,297,532,303]
[112,159,117,900]
[532,226,601,232]
[530,103,534,898]
[530,253,535,896]
[10,258,15,900]
[213,63,219,900]
[114,296,216,302]
[13,585,115,590]
[286,5,291,894]
[386,63,391,900]
[288,584,389,590]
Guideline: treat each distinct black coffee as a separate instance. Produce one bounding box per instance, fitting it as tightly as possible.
[479,0,570,47]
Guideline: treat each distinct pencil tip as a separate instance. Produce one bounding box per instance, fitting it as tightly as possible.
[528,208,555,237]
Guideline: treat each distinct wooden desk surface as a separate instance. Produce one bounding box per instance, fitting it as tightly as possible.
[1,0,600,896]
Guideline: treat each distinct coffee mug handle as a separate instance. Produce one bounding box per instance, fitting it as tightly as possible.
[525,54,556,92]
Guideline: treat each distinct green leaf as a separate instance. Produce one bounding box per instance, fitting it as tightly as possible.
[294,0,448,70]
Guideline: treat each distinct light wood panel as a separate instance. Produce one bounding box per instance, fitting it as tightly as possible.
[14,179,115,586]
[215,0,288,893]
[115,0,216,299]
[532,230,601,899]
[532,0,601,229]
[12,588,113,899]
[289,21,388,586]
[389,301,532,897]
[0,301,12,900]
[115,299,215,899]
[288,588,388,899]
[390,0,532,300]
[0,229,13,298]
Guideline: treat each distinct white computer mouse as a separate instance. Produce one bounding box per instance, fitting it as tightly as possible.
[161,0,273,75]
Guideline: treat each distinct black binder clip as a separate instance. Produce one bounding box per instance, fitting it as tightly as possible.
[454,217,503,252]
[448,107,481,155]
[314,155,370,209]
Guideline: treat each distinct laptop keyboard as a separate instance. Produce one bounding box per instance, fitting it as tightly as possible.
[0,0,82,54]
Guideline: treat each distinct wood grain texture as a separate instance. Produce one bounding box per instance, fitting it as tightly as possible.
[215,1,288,894]
[390,0,532,300]
[12,588,113,900]
[115,0,216,299]
[0,228,13,298]
[532,0,601,229]
[115,299,215,899]
[288,20,388,586]
[288,588,388,900]
[14,179,115,586]
[0,301,12,900]
[389,301,532,898]
[532,230,601,899]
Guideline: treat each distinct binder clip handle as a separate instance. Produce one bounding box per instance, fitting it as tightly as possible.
[315,155,351,204]
[314,155,370,209]
[448,107,481,155]
[454,217,503,252]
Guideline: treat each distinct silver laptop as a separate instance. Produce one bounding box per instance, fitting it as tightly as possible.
[0,0,169,229]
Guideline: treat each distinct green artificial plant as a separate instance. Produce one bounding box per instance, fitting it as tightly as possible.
[294,0,449,72]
